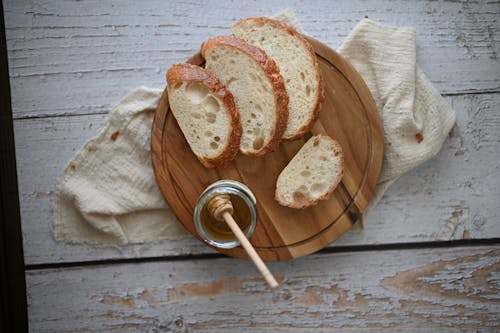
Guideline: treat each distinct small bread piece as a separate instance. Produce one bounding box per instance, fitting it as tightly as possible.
[166,63,242,168]
[275,135,344,208]
[232,17,324,140]
[201,35,289,156]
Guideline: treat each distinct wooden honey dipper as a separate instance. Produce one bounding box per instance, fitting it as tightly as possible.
[207,194,279,289]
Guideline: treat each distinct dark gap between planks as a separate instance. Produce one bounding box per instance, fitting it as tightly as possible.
[25,238,500,271]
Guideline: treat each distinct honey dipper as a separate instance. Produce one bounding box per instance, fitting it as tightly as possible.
[207,194,279,289]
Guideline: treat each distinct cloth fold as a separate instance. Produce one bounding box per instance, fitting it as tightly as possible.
[53,87,189,244]
[53,12,455,245]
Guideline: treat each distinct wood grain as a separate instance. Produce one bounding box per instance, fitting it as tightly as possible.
[4,0,499,119]
[26,245,500,332]
[4,1,499,329]
[152,38,384,261]
[14,93,500,264]
[4,0,499,265]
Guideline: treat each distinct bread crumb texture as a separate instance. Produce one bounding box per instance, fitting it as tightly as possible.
[232,17,322,139]
[202,35,288,156]
[275,135,344,208]
[168,80,230,160]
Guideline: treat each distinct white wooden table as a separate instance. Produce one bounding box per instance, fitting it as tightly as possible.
[5,0,500,331]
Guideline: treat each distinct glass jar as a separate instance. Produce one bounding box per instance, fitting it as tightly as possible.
[194,180,257,249]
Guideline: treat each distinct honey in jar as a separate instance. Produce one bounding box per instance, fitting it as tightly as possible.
[194,180,257,249]
[200,194,252,242]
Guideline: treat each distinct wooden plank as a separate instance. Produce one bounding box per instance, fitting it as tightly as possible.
[26,245,500,332]
[13,113,212,263]
[339,94,500,246]
[4,0,499,119]
[14,93,500,264]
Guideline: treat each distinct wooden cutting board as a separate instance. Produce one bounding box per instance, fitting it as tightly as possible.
[151,37,384,261]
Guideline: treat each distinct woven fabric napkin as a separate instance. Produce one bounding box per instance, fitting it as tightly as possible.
[53,12,455,245]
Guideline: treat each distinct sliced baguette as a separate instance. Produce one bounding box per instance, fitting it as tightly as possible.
[275,135,344,208]
[232,17,324,141]
[166,63,242,168]
[201,35,289,156]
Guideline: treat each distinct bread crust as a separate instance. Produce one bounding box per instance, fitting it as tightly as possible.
[232,17,325,141]
[166,63,242,168]
[201,35,289,156]
[275,135,344,209]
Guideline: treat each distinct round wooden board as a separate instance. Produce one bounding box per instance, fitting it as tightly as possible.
[151,37,384,261]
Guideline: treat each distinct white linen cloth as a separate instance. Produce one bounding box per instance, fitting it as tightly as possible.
[53,11,455,245]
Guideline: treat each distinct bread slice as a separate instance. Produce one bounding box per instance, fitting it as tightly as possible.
[275,135,344,208]
[232,17,324,141]
[166,63,242,168]
[201,35,289,156]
